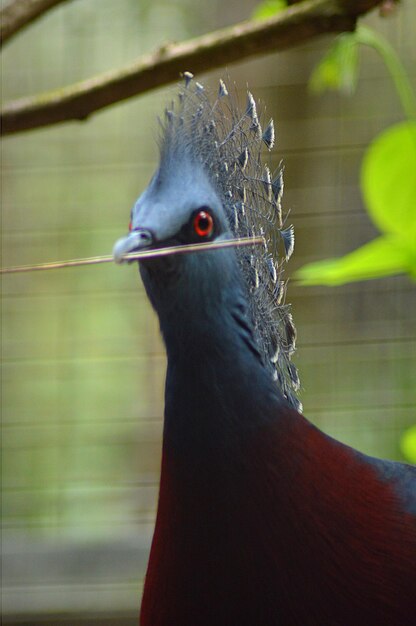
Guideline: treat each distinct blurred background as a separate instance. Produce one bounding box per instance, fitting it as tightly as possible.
[1,0,415,623]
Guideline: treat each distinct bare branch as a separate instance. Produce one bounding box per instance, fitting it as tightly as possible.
[1,0,72,47]
[1,0,384,136]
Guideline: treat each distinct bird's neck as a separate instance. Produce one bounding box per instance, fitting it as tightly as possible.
[159,282,283,458]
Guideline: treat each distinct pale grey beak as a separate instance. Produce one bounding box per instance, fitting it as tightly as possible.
[113,229,154,264]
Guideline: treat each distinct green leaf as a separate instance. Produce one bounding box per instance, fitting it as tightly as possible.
[400,425,416,464]
[294,235,415,286]
[252,0,287,20]
[302,28,416,287]
[309,32,360,96]
[361,121,416,241]
[296,121,416,286]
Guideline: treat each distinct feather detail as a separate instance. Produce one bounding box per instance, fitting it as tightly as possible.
[218,79,228,98]
[262,119,275,150]
[157,73,301,409]
[280,226,295,260]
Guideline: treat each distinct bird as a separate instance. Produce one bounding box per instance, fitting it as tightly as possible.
[113,72,416,626]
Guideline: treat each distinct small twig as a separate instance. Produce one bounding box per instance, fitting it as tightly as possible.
[0,236,265,275]
[0,0,389,136]
[0,0,73,47]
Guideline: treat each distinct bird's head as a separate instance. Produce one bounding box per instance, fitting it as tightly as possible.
[113,141,238,317]
[113,73,302,411]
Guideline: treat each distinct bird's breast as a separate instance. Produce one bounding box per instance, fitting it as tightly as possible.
[141,409,416,626]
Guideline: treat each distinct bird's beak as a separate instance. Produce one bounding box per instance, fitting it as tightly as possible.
[113,229,154,264]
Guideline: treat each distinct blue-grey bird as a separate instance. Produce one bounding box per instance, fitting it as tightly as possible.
[113,72,416,626]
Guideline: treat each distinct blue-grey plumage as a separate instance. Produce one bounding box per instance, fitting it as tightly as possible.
[113,74,301,411]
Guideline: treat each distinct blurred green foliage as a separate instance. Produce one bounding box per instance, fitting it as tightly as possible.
[293,24,416,464]
[295,26,416,285]
[401,425,416,464]
[309,31,360,96]
[296,121,416,284]
[252,0,288,20]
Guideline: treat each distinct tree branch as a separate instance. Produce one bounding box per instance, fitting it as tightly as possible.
[1,0,384,136]
[1,0,72,47]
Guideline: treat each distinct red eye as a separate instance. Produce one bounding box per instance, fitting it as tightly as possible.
[128,220,133,232]
[193,210,214,238]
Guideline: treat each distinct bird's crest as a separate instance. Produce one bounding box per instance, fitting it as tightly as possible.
[160,72,301,411]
